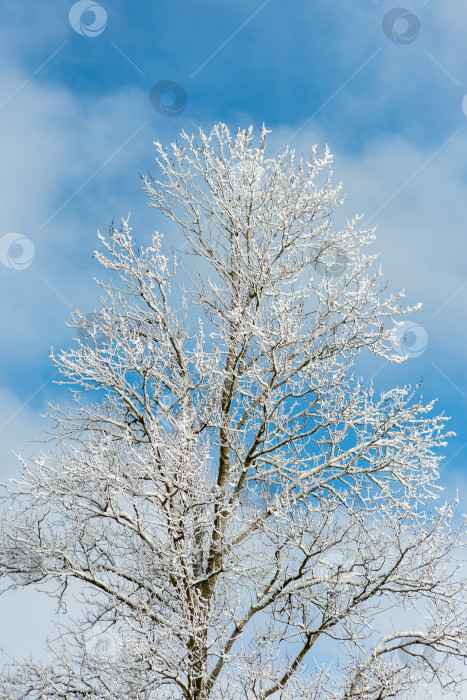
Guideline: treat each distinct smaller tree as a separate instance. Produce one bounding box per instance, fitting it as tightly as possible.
[0,123,466,699]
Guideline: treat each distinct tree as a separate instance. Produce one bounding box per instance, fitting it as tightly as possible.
[1,123,466,699]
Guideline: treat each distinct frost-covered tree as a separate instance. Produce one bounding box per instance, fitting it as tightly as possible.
[1,123,466,699]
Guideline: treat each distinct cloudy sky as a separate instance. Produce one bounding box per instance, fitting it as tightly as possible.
[1,0,467,691]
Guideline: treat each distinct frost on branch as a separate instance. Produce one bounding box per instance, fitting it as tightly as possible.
[1,124,466,699]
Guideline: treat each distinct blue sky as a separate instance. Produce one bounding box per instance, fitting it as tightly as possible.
[1,0,467,685]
